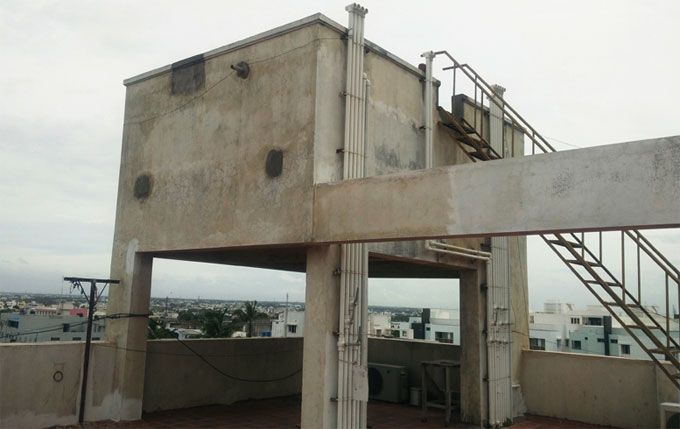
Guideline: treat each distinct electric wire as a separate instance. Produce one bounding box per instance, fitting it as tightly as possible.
[0,313,148,339]
[124,37,343,126]
[173,336,302,383]
[0,312,302,383]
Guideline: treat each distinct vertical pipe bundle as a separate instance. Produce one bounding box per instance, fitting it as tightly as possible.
[486,86,513,427]
[338,4,369,429]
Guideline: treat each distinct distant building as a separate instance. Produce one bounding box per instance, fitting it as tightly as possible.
[69,308,88,317]
[272,310,304,337]
[529,301,679,360]
[233,318,272,337]
[407,308,459,344]
[172,328,202,340]
[29,307,59,316]
[269,308,460,344]
[367,313,391,337]
[390,321,414,339]
[0,313,106,343]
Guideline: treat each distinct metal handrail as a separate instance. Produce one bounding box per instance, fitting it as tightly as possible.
[433,48,680,383]
[625,230,680,284]
[434,50,557,154]
[435,49,679,291]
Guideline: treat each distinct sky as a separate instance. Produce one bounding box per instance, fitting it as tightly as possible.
[1,1,679,311]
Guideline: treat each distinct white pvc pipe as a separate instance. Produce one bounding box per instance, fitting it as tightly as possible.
[425,241,491,261]
[339,4,368,429]
[421,51,435,170]
[428,241,492,258]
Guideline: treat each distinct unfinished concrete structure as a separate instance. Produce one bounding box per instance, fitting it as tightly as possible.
[103,5,680,428]
[3,5,678,429]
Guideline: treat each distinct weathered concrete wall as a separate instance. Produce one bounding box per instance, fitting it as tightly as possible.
[0,342,115,428]
[313,136,680,243]
[109,22,328,421]
[313,26,483,271]
[521,350,678,428]
[368,337,460,389]
[143,337,460,414]
[114,24,323,254]
[142,338,304,412]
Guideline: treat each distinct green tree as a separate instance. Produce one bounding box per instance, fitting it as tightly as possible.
[201,308,234,338]
[233,301,269,337]
[147,318,177,339]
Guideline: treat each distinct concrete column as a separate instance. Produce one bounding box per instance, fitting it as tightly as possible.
[104,240,153,421]
[301,245,340,429]
[459,264,488,426]
[509,236,529,390]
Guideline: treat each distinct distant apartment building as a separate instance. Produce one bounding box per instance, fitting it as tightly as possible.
[272,310,304,337]
[529,301,679,360]
[367,313,391,337]
[408,308,460,344]
[269,308,460,344]
[0,312,106,343]
[390,321,414,339]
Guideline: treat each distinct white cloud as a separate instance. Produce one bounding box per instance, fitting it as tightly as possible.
[1,0,678,310]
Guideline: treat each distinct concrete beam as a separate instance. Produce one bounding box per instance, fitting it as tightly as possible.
[313,136,680,243]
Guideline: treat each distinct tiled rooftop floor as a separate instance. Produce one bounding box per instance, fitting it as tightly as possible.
[79,396,619,429]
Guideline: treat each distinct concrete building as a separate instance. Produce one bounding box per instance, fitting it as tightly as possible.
[530,301,680,360]
[0,313,106,343]
[407,308,460,344]
[272,310,305,338]
[390,321,414,339]
[1,5,679,429]
[367,313,391,337]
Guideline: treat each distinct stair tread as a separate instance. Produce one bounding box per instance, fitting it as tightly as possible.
[547,239,584,248]
[585,280,621,287]
[649,347,680,354]
[565,259,602,267]
[625,324,661,329]
[459,137,483,148]
[469,151,489,160]
[603,301,640,307]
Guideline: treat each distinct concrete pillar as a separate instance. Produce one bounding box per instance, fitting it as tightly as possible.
[509,236,529,392]
[301,245,340,429]
[104,240,153,421]
[459,264,488,426]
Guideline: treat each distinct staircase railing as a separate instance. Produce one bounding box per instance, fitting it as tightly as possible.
[435,50,556,155]
[431,50,680,387]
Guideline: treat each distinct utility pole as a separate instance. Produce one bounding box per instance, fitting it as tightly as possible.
[64,277,119,424]
[284,293,289,338]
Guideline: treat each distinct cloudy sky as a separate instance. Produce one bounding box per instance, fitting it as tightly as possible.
[1,1,678,310]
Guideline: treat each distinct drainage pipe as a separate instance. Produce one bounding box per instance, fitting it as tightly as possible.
[421,50,435,169]
[338,4,368,429]
[427,241,492,259]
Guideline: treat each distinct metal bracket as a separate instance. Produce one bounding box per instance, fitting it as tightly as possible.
[230,61,250,79]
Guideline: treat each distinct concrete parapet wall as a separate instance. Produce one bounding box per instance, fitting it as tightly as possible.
[521,349,678,428]
[142,337,304,412]
[142,337,460,412]
[0,341,116,429]
[368,337,460,388]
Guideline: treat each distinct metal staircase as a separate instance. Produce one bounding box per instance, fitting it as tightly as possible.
[432,51,680,388]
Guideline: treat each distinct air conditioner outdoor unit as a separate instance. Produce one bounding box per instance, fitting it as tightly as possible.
[368,363,408,403]
[661,402,680,429]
